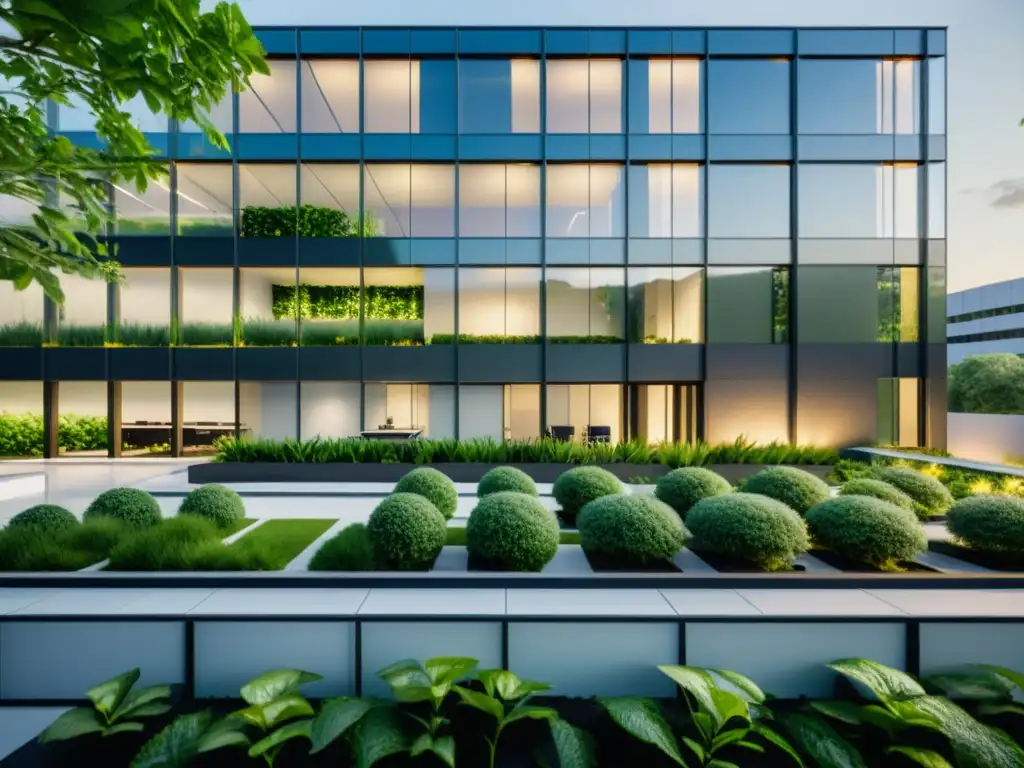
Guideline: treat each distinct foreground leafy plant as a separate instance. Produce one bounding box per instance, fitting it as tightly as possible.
[211,669,322,766]
[601,665,801,767]
[39,668,171,742]
[375,656,478,766]
[454,669,558,768]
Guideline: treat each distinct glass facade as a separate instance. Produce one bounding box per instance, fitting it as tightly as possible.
[1,26,946,454]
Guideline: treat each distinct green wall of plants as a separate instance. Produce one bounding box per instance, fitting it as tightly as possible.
[0,413,107,457]
[271,284,424,321]
[240,205,381,238]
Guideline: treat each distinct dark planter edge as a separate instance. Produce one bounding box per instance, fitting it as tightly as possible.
[187,462,833,485]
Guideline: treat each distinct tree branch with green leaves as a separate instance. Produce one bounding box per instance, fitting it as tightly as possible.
[0,0,267,302]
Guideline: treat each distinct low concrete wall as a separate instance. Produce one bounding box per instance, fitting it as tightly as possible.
[948,413,1024,464]
[188,462,833,485]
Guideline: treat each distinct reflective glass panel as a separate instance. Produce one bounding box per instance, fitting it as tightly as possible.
[458,60,540,133]
[708,59,790,134]
[708,164,790,238]
[239,60,297,133]
[546,164,625,238]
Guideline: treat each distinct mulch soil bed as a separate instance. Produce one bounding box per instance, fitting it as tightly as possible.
[810,548,937,573]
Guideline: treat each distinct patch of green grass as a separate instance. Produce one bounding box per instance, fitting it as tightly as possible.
[218,517,256,536]
[0,518,127,571]
[228,518,336,569]
[444,526,580,547]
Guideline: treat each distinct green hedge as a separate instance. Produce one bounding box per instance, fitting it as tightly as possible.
[240,205,358,238]
[216,436,841,467]
[0,321,44,347]
[0,413,108,457]
[271,284,424,321]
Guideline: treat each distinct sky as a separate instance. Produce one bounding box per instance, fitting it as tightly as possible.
[220,0,1024,294]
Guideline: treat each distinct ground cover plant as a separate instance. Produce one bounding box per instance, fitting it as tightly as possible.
[29,657,1024,768]
[874,466,954,519]
[805,495,927,571]
[685,492,810,571]
[0,517,126,571]
[465,491,560,571]
[837,478,916,512]
[213,435,840,467]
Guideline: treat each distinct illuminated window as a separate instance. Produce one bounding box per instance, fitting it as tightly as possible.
[647,60,701,134]
[546,59,623,133]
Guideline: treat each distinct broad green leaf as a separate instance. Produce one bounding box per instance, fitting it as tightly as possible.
[711,728,750,752]
[260,694,315,728]
[887,746,955,768]
[707,761,740,768]
[503,704,558,727]
[239,669,321,706]
[86,668,141,716]
[196,718,250,754]
[104,722,145,736]
[599,697,686,766]
[309,698,373,754]
[247,718,312,758]
[424,656,478,686]
[927,672,1015,701]
[737,740,765,753]
[411,733,455,768]
[113,684,172,721]
[708,669,766,703]
[453,685,504,720]
[860,704,910,735]
[123,703,172,719]
[130,711,211,768]
[777,713,867,768]
[377,659,432,690]
[548,718,596,768]
[827,659,925,700]
[658,666,721,724]
[38,708,105,743]
[693,712,716,743]
[390,684,435,704]
[808,700,863,725]
[757,724,802,765]
[905,696,1024,768]
[709,688,751,727]
[476,669,501,698]
[230,705,267,729]
[978,703,1024,718]
[682,736,705,760]
[975,665,1024,695]
[347,706,411,768]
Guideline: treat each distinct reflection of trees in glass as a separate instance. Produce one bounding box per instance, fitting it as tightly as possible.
[877,267,919,343]
[239,206,379,238]
[772,268,789,344]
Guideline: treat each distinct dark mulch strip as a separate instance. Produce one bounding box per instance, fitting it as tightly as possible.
[690,549,804,574]
[582,550,681,573]
[929,541,1024,572]
[810,548,936,573]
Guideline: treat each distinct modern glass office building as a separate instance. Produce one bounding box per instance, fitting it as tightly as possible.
[0,26,948,457]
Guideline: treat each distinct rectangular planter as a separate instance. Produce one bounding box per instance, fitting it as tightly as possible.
[627,344,703,382]
[43,348,106,380]
[236,348,298,380]
[173,236,233,266]
[297,347,361,380]
[108,348,171,380]
[187,461,831,485]
[298,237,360,266]
[172,348,235,380]
[110,236,172,267]
[545,344,626,382]
[361,345,455,382]
[458,344,543,383]
[238,238,296,267]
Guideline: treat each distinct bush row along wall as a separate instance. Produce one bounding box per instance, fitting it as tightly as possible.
[239,205,381,238]
[0,413,107,457]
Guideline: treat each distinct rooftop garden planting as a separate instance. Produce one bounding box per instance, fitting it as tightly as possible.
[30,657,1024,768]
[213,435,841,467]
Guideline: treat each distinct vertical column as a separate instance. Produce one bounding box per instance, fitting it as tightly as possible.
[107,381,122,458]
[42,381,59,459]
[170,380,184,457]
[537,37,548,439]
[786,29,799,446]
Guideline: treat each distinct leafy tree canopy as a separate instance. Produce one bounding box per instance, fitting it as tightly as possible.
[948,353,1024,415]
[0,0,267,301]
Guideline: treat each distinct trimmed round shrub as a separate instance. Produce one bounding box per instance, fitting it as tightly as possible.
[367,492,447,570]
[309,523,377,571]
[838,479,915,512]
[466,492,559,571]
[739,467,830,515]
[83,487,162,528]
[577,494,687,566]
[394,468,458,520]
[7,504,77,533]
[686,493,810,571]
[874,467,953,519]
[552,467,624,524]
[477,467,538,498]
[947,495,1024,552]
[655,468,731,518]
[806,496,926,570]
[178,484,244,529]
